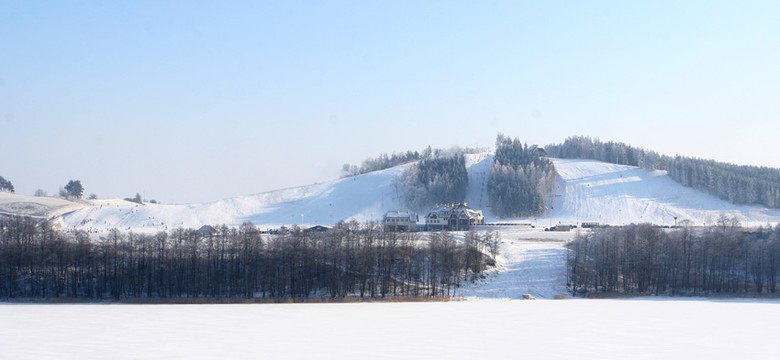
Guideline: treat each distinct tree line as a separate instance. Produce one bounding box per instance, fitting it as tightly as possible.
[0,215,496,300]
[0,177,87,200]
[545,136,780,209]
[667,156,780,208]
[544,136,666,170]
[401,153,469,211]
[342,150,423,177]
[487,134,556,217]
[342,146,486,178]
[567,220,780,296]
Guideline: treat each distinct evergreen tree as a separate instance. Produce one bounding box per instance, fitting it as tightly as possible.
[487,135,556,217]
[64,180,84,199]
[0,176,13,193]
[401,153,468,210]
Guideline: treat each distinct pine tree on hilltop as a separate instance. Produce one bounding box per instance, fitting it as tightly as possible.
[64,180,84,199]
[0,176,14,193]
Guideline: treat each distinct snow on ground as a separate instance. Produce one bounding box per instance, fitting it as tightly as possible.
[458,228,573,299]
[8,156,780,300]
[6,155,780,235]
[538,158,780,228]
[2,299,779,360]
[463,152,493,217]
[9,156,780,301]
[0,192,85,218]
[51,164,410,235]
[5,159,780,359]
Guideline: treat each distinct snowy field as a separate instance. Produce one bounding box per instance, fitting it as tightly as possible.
[2,299,779,360]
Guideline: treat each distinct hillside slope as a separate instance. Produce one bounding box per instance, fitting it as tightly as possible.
[0,192,86,218]
[48,163,409,234]
[4,155,780,234]
[539,159,780,227]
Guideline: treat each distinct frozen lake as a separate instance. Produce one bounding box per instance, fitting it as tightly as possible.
[2,299,778,360]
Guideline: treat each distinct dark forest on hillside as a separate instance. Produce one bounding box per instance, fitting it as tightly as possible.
[342,146,485,178]
[488,135,556,217]
[401,153,469,210]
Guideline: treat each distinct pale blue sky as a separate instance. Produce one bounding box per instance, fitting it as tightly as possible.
[2,1,779,203]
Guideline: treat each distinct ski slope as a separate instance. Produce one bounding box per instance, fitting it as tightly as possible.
[541,158,780,228]
[46,164,410,234]
[4,155,780,234]
[458,229,572,300]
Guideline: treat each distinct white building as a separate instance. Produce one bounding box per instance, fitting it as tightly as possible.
[424,205,453,231]
[424,203,485,231]
[383,211,419,232]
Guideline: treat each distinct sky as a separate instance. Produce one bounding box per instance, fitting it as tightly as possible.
[2,1,779,204]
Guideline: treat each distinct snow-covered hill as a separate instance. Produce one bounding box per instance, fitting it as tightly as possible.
[7,155,780,299]
[540,158,780,228]
[4,154,780,235]
[0,192,86,218]
[47,163,411,234]
[0,161,414,234]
